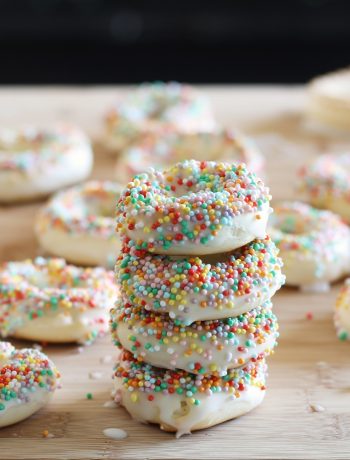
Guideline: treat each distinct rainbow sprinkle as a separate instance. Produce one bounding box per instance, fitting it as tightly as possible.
[0,124,90,173]
[114,349,266,405]
[116,236,284,323]
[300,153,350,202]
[270,202,350,279]
[116,160,271,252]
[110,300,278,375]
[0,342,59,412]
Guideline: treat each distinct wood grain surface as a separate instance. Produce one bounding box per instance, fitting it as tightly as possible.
[0,86,350,460]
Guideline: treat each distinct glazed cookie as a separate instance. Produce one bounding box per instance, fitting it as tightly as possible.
[0,124,93,203]
[307,68,350,132]
[111,300,278,376]
[0,257,118,344]
[335,279,350,341]
[36,181,123,267]
[114,350,267,438]
[116,160,271,255]
[0,342,59,427]
[103,82,216,153]
[117,236,284,324]
[115,129,264,182]
[299,153,350,223]
[269,201,350,291]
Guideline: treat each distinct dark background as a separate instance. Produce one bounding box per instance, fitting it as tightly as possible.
[1,0,349,85]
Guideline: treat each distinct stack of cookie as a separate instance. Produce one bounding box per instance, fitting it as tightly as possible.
[111,160,284,437]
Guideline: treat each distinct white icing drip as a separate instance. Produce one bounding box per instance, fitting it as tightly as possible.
[103,428,128,440]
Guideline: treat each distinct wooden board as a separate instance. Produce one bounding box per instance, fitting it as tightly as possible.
[0,86,350,460]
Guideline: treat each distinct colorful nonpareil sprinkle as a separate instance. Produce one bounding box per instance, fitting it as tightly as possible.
[299,153,350,202]
[0,342,59,411]
[114,350,266,404]
[0,257,118,342]
[110,300,278,375]
[116,236,284,322]
[116,160,271,252]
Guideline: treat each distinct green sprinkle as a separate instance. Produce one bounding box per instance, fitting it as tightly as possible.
[339,331,348,341]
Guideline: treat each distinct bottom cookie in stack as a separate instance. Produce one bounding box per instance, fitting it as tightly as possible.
[113,349,267,438]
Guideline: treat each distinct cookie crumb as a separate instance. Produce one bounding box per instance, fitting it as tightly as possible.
[89,371,103,380]
[103,400,117,408]
[310,403,325,412]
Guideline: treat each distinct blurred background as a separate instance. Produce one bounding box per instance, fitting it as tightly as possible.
[1,0,349,85]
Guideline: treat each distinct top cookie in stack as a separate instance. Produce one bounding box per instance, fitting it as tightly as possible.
[112,160,284,437]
